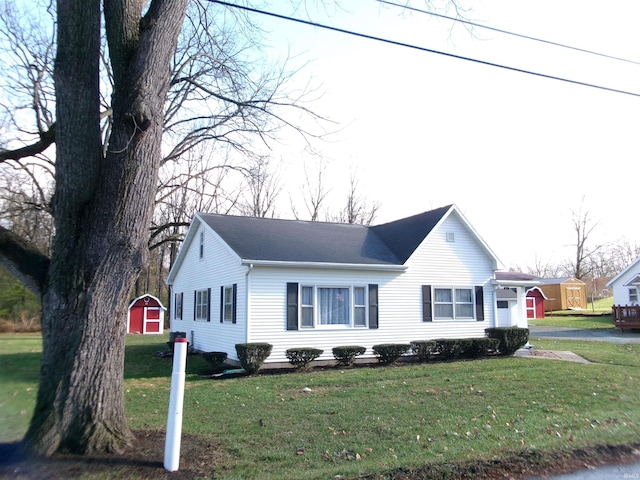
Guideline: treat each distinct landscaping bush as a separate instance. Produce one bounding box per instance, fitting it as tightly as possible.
[332,346,366,367]
[485,327,529,356]
[465,337,500,358]
[202,351,227,371]
[410,340,437,362]
[433,338,462,360]
[285,347,324,370]
[372,343,411,364]
[235,342,273,374]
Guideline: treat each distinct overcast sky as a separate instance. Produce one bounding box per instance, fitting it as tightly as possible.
[232,0,640,271]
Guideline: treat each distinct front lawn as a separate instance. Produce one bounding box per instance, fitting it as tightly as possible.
[1,333,639,479]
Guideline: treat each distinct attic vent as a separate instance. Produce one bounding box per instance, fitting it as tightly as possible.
[446,232,455,242]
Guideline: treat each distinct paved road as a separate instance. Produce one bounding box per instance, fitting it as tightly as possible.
[529,325,640,344]
[525,325,640,479]
[526,459,640,480]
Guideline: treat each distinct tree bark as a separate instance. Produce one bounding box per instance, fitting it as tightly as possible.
[22,0,187,456]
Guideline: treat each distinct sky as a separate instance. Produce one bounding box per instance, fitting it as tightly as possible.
[225,0,640,271]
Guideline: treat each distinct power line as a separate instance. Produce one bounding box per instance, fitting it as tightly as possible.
[378,0,640,66]
[209,0,640,98]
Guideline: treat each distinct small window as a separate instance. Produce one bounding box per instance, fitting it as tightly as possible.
[630,288,638,304]
[175,292,183,320]
[223,286,234,322]
[301,286,314,328]
[195,289,209,321]
[199,231,204,259]
[354,287,367,327]
[497,300,509,309]
[434,288,453,318]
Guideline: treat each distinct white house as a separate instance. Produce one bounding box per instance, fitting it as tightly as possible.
[166,205,529,365]
[607,256,640,306]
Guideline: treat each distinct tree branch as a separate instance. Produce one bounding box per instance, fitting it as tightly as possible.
[0,124,56,163]
[0,225,49,297]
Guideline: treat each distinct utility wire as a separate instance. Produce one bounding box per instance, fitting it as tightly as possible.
[210,0,640,98]
[378,0,640,66]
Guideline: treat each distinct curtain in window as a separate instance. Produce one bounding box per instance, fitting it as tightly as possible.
[318,288,349,324]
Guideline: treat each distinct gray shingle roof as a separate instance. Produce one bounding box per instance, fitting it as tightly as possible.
[198,205,453,266]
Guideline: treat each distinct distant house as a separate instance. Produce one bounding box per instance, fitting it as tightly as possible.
[127,294,166,334]
[538,277,587,311]
[166,205,530,365]
[606,257,640,306]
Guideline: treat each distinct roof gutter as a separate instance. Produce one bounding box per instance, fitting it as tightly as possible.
[241,259,407,272]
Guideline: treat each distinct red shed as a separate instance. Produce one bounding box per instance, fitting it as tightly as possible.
[127,294,166,334]
[525,287,547,319]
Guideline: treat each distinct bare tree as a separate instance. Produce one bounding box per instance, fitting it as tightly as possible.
[328,167,380,225]
[292,157,331,221]
[238,156,282,218]
[569,200,603,279]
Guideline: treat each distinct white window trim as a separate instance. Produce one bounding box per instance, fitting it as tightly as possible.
[195,289,209,321]
[222,285,234,322]
[433,286,476,321]
[629,287,638,304]
[299,285,368,329]
[199,231,204,259]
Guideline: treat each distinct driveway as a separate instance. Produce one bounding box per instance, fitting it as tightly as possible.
[529,325,640,344]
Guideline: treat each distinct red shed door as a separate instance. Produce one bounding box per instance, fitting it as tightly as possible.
[129,307,144,334]
[526,297,536,319]
[144,308,161,333]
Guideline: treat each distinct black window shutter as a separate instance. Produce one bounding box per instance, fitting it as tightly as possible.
[193,291,196,321]
[286,283,299,331]
[232,283,237,324]
[220,286,224,323]
[475,285,484,321]
[368,284,379,329]
[422,285,432,322]
[207,288,211,322]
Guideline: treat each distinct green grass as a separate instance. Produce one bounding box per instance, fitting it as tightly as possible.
[529,314,614,329]
[2,332,640,479]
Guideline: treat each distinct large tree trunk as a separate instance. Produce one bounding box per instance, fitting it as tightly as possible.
[22,0,187,456]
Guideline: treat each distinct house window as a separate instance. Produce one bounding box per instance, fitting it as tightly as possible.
[319,287,350,325]
[223,286,234,322]
[434,287,474,319]
[630,288,638,304]
[354,287,367,327]
[195,289,209,321]
[295,285,368,328]
[301,286,314,327]
[199,231,204,259]
[497,300,508,309]
[174,292,183,320]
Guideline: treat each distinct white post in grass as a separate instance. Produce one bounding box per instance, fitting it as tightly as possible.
[164,337,188,472]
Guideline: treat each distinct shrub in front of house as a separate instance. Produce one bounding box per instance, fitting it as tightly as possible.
[485,327,529,356]
[410,340,437,362]
[235,342,273,374]
[432,338,462,360]
[332,346,366,367]
[372,343,411,364]
[202,351,227,371]
[285,347,324,370]
[465,337,500,358]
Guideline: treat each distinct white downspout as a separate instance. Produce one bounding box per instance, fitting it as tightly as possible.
[245,264,253,343]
